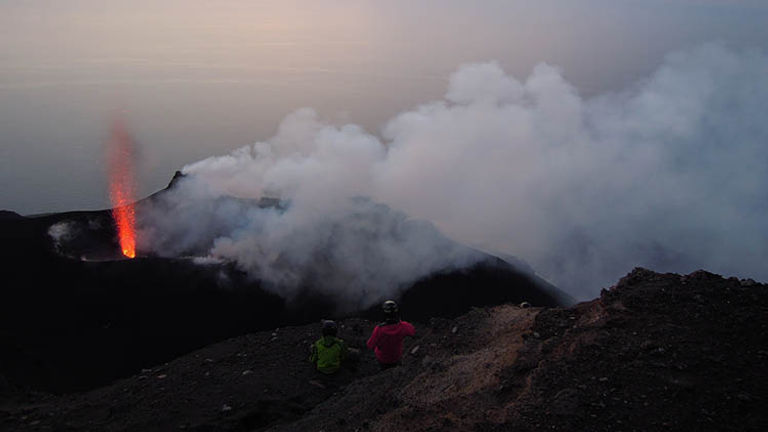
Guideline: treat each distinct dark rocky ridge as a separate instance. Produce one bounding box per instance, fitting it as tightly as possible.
[0,268,764,431]
[0,176,569,394]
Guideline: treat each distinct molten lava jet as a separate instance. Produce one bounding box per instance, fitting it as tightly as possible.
[107,116,137,258]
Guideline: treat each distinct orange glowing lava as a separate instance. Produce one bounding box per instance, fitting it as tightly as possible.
[108,116,137,259]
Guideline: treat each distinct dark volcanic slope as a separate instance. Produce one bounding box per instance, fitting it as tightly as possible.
[1,268,765,432]
[269,268,768,432]
[490,268,767,432]
[0,318,385,432]
[0,199,567,394]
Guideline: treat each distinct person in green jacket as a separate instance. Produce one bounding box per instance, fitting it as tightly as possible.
[309,320,348,374]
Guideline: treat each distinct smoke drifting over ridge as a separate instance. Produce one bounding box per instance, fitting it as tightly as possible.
[139,44,768,300]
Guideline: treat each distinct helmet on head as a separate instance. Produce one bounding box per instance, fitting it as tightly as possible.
[321,320,338,336]
[382,300,399,315]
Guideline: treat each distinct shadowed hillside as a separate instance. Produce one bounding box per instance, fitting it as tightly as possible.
[0,269,764,431]
[0,178,569,393]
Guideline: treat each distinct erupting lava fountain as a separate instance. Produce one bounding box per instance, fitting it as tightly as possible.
[107,116,137,258]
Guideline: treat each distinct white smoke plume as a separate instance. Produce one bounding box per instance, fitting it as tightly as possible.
[48,221,77,252]
[138,43,768,300]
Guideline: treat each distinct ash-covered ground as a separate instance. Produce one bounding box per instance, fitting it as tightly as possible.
[1,268,765,431]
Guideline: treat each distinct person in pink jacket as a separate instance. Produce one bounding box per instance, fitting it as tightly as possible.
[366,300,415,369]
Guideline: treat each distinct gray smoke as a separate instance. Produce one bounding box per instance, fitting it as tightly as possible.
[139,179,483,307]
[138,43,768,300]
[48,221,77,253]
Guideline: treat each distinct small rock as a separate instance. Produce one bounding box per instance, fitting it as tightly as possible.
[309,380,326,389]
[242,370,253,376]
[204,358,214,363]
[533,332,541,338]
[221,404,232,412]
[271,332,277,337]
[552,388,579,415]
[157,374,167,379]
[598,377,608,382]
[451,326,458,334]
[410,345,420,355]
[640,340,656,350]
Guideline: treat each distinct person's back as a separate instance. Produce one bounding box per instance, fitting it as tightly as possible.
[366,300,415,368]
[310,320,348,374]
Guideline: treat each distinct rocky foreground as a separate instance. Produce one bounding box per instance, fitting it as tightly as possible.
[1,268,766,431]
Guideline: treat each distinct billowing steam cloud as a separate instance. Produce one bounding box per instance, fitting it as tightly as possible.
[139,43,768,300]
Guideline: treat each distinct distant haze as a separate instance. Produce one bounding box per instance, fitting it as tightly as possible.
[2,0,766,214]
[2,1,768,298]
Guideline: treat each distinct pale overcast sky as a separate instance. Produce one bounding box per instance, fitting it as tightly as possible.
[1,0,766,214]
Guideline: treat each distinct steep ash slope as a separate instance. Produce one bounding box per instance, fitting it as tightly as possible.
[1,268,765,432]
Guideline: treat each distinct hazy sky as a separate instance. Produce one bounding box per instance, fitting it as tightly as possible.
[1,0,767,214]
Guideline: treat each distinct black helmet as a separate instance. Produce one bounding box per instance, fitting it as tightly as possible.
[321,320,337,336]
[382,300,399,315]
